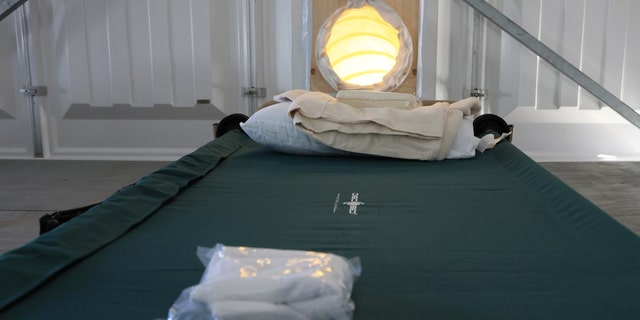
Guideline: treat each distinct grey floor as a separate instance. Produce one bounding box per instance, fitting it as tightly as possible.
[0,160,169,254]
[540,162,640,234]
[0,160,639,254]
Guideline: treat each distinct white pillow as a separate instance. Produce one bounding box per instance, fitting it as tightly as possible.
[240,101,479,159]
[240,102,348,155]
[446,117,480,159]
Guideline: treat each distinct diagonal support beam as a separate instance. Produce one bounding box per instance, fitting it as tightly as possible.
[461,0,640,130]
[0,0,27,22]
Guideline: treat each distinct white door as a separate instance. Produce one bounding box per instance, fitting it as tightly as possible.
[1,0,258,160]
[0,7,37,158]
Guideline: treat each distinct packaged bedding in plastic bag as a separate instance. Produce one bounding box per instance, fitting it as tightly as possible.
[168,244,361,320]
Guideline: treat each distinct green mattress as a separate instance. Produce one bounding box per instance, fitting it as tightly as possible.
[1,130,639,319]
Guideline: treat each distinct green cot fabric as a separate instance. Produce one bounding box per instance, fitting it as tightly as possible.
[1,130,639,319]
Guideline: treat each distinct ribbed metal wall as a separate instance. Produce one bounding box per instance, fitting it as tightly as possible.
[489,0,639,112]
[59,0,212,110]
[487,0,640,160]
[0,0,250,160]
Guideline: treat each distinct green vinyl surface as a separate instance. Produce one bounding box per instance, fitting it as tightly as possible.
[1,130,639,319]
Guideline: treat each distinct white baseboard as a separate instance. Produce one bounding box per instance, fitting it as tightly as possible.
[0,147,33,159]
[46,147,199,161]
[505,107,640,162]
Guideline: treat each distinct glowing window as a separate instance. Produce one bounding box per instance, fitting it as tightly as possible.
[316,0,413,91]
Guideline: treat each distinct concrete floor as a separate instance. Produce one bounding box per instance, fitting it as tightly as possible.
[0,159,639,254]
[0,160,169,254]
[539,162,640,234]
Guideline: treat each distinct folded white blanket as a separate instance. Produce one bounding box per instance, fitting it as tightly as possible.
[209,296,352,320]
[279,90,482,160]
[188,245,358,320]
[208,301,308,320]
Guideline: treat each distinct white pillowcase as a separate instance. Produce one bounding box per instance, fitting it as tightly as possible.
[239,102,348,155]
[240,101,479,159]
[446,117,480,159]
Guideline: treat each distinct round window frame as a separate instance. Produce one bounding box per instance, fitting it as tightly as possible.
[315,0,413,92]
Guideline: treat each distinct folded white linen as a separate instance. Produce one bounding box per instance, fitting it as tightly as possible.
[208,301,309,320]
[208,296,353,320]
[290,91,447,138]
[186,245,359,320]
[446,117,480,159]
[273,89,308,102]
[477,132,511,151]
[280,90,482,160]
[192,264,346,304]
[289,294,354,320]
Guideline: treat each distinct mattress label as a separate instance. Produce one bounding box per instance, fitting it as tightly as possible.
[342,192,364,215]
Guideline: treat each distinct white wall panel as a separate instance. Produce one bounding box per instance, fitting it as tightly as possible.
[434,0,473,100]
[0,9,34,157]
[484,0,640,160]
[491,0,520,115]
[258,0,292,99]
[191,0,213,102]
[105,0,132,105]
[14,0,239,160]
[49,0,71,117]
[602,0,628,102]
[168,0,194,107]
[535,0,561,109]
[65,0,91,107]
[578,0,606,110]
[490,0,639,112]
[516,0,538,108]
[621,1,640,108]
[0,14,19,118]
[417,0,440,100]
[290,0,312,91]
[84,0,111,106]
[148,0,173,105]
[47,0,220,111]
[210,0,247,115]
[126,0,153,106]
[485,0,509,114]
[557,0,583,107]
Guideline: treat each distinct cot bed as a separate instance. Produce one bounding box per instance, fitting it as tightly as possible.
[1,127,640,319]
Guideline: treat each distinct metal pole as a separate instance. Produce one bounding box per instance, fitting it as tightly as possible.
[0,0,26,22]
[16,4,44,157]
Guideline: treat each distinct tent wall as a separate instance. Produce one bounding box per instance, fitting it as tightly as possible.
[484,0,640,160]
[0,0,638,161]
[1,0,248,160]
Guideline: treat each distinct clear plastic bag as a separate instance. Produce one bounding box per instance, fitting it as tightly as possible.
[168,244,361,320]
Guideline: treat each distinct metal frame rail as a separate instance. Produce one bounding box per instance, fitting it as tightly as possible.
[0,0,26,22]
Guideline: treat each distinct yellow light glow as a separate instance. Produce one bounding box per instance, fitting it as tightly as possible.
[239,266,257,278]
[325,4,400,86]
